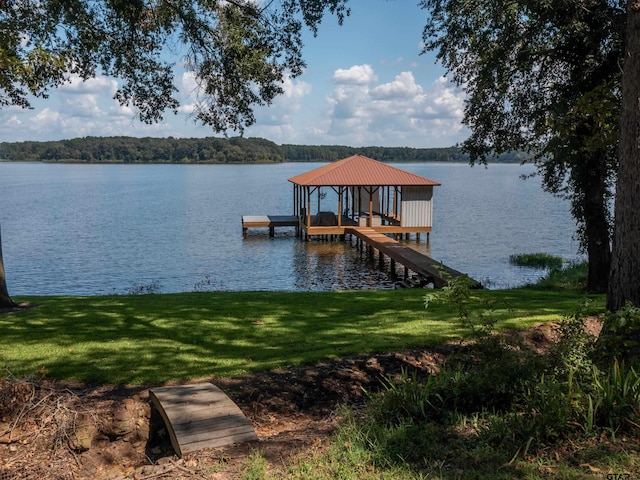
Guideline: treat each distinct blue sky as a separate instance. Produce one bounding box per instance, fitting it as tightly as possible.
[0,0,469,148]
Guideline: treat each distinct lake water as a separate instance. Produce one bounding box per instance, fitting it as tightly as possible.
[0,162,582,296]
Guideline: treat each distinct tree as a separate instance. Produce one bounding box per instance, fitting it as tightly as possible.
[420,0,625,293]
[1,0,349,132]
[607,2,640,311]
[0,0,350,308]
[0,225,17,309]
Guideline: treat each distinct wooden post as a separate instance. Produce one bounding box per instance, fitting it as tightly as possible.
[394,186,399,221]
[337,187,343,227]
[306,188,311,231]
[368,188,373,227]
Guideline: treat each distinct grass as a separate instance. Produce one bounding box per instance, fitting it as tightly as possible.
[5,263,633,479]
[509,252,565,270]
[2,286,604,385]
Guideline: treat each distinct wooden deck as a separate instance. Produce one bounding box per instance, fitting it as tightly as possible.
[242,215,298,236]
[150,383,258,457]
[347,227,479,288]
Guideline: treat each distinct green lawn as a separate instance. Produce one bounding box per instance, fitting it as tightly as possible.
[2,288,605,385]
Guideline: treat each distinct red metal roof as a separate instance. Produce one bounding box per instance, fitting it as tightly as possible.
[287,155,441,187]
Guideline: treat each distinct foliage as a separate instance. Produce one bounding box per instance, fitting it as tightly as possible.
[531,260,589,291]
[598,302,640,361]
[338,282,638,478]
[425,273,500,340]
[0,136,527,164]
[0,0,349,132]
[420,0,624,292]
[509,252,564,270]
[0,136,285,164]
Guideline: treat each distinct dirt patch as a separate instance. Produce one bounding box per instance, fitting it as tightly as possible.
[0,318,602,479]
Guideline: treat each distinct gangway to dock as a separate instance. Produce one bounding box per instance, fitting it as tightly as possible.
[346,227,479,288]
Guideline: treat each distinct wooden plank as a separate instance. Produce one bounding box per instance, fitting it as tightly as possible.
[242,215,298,227]
[150,383,258,457]
[181,430,259,454]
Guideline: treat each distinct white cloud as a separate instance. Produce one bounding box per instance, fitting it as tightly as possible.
[331,64,377,85]
[59,75,118,96]
[319,68,467,147]
[371,71,423,100]
[0,64,467,147]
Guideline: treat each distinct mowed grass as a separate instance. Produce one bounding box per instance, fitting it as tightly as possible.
[2,288,605,385]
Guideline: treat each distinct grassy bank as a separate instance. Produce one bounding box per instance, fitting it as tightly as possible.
[3,287,604,385]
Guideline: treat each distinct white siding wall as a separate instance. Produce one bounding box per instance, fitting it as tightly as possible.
[400,186,433,227]
[350,187,380,214]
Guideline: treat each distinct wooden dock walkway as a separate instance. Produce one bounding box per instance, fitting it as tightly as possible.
[150,383,258,457]
[347,227,479,288]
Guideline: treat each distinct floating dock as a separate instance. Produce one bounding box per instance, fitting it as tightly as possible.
[242,215,298,237]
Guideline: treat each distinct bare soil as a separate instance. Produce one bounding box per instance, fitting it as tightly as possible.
[0,318,602,480]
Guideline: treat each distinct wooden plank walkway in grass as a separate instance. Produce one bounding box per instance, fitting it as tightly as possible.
[150,383,258,457]
[347,227,480,288]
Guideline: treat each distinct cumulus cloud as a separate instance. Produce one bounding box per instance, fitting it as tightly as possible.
[321,67,467,147]
[60,75,118,96]
[371,71,423,100]
[0,62,468,147]
[331,64,377,85]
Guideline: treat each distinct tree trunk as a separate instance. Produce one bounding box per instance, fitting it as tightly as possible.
[581,153,612,294]
[607,2,640,312]
[0,224,17,309]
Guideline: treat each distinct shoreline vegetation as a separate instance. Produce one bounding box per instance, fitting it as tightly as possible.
[5,264,639,479]
[0,216,631,475]
[0,136,529,164]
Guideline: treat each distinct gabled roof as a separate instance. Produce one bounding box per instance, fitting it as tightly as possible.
[287,155,441,187]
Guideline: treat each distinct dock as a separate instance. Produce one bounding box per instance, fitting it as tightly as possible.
[240,216,479,288]
[241,156,478,288]
[150,383,258,457]
[347,227,477,288]
[242,215,298,236]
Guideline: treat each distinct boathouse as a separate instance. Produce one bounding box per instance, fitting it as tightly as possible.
[242,156,479,288]
[288,155,441,239]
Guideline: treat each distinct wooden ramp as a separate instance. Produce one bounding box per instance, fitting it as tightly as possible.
[150,383,258,457]
[347,227,480,288]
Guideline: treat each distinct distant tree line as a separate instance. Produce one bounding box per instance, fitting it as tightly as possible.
[0,136,526,163]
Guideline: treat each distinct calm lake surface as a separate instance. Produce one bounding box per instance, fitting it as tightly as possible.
[1,162,581,295]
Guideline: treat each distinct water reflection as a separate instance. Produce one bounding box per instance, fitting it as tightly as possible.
[291,238,396,291]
